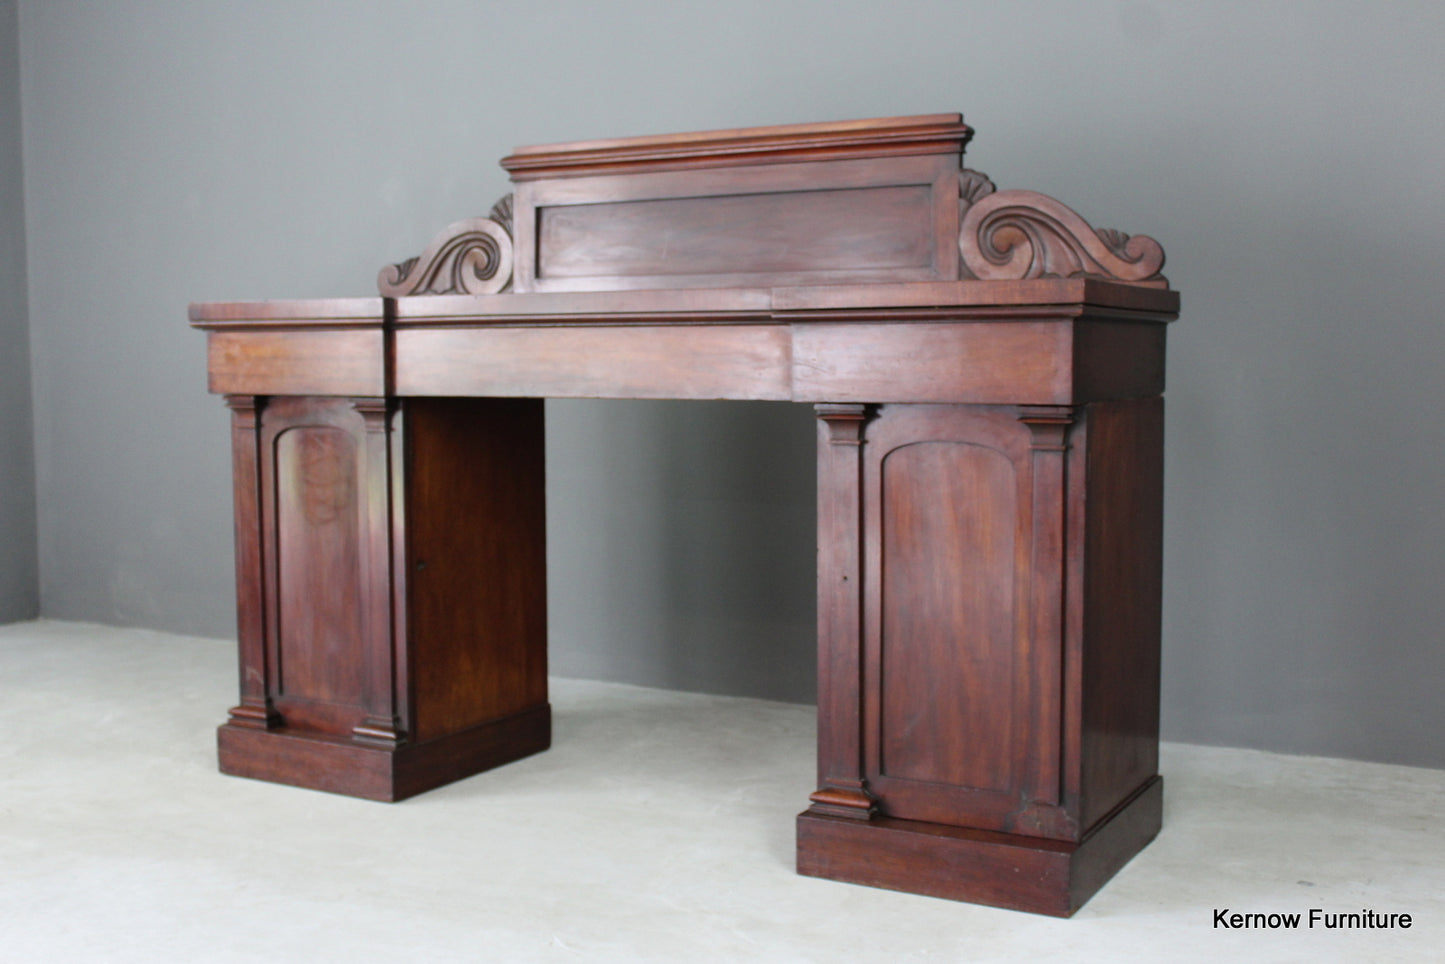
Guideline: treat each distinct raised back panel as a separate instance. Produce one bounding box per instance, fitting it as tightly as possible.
[536,184,935,283]
[503,115,970,293]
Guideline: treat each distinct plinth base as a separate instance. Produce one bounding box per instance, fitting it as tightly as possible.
[217,704,551,802]
[796,776,1162,917]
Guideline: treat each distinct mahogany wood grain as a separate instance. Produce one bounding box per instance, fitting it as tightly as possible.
[852,405,1075,839]
[1077,397,1164,829]
[805,395,1165,883]
[222,396,276,730]
[511,151,960,293]
[218,705,550,803]
[188,297,385,325]
[386,113,1174,306]
[207,330,385,397]
[389,311,1167,407]
[354,399,402,746]
[217,395,550,800]
[381,279,1176,325]
[792,317,1165,405]
[196,114,1177,914]
[810,404,875,819]
[403,397,547,742]
[537,185,935,282]
[512,155,956,209]
[501,113,972,179]
[793,321,1072,405]
[771,278,1178,314]
[797,776,1162,917]
[1071,321,1168,402]
[389,287,774,321]
[878,434,1018,792]
[260,398,368,735]
[394,325,792,400]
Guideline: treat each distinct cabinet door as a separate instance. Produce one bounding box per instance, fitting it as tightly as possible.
[255,397,386,738]
[862,404,1076,839]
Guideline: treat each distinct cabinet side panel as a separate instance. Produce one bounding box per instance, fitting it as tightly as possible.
[880,441,1017,791]
[406,397,548,742]
[1080,397,1163,830]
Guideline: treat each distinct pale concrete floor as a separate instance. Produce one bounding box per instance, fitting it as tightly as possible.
[1,620,1440,963]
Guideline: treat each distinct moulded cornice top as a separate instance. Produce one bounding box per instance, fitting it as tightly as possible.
[189,279,1178,333]
[501,113,974,179]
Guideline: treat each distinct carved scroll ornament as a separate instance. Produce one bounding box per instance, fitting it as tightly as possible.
[959,173,1168,289]
[377,195,515,296]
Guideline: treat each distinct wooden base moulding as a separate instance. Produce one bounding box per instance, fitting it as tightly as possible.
[217,706,551,803]
[797,777,1163,917]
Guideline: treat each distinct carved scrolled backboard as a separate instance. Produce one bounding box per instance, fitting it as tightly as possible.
[378,113,1168,299]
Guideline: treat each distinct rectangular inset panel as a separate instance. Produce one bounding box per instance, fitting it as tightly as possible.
[274,425,364,708]
[538,186,934,282]
[792,322,1073,405]
[880,440,1017,791]
[395,325,791,400]
[207,330,385,397]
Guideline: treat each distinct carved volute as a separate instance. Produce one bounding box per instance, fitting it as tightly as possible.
[377,195,515,296]
[958,172,1168,289]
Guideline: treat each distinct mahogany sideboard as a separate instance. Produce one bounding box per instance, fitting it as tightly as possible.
[190,114,1178,917]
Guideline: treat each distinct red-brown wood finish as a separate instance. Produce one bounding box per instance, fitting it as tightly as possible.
[404,397,547,743]
[215,394,548,801]
[795,397,1165,914]
[1078,396,1164,829]
[194,115,1176,914]
[810,403,876,820]
[221,395,276,731]
[499,114,973,178]
[510,154,961,293]
[797,777,1162,917]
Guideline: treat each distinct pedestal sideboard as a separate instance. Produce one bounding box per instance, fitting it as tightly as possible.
[190,114,1178,916]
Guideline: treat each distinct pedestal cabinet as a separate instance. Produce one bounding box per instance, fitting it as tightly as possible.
[801,398,1164,914]
[192,114,1178,915]
[219,394,548,801]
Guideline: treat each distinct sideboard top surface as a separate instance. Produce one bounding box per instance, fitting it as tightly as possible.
[189,278,1177,329]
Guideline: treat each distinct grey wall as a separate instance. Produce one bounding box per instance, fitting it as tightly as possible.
[0,0,37,623]
[15,1,1445,766]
